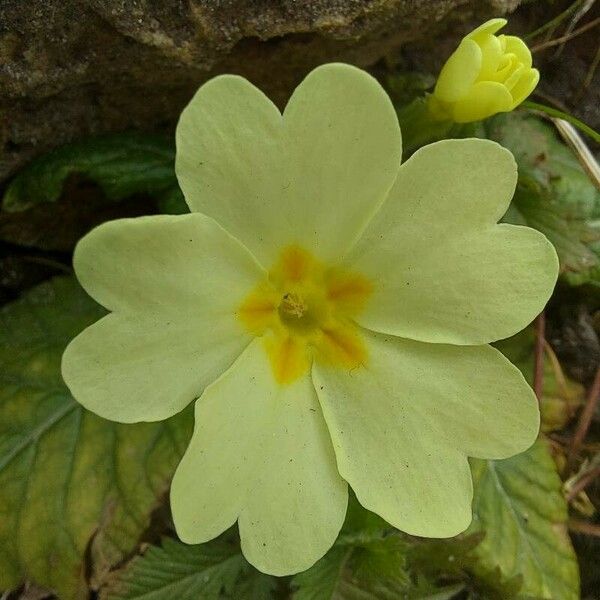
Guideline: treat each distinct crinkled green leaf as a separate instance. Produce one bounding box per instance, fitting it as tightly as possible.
[291,495,468,600]
[470,439,579,599]
[0,277,192,599]
[406,534,523,600]
[294,550,463,600]
[292,536,412,600]
[484,113,600,285]
[2,134,187,214]
[291,494,408,599]
[407,534,483,580]
[102,537,275,600]
[292,546,350,600]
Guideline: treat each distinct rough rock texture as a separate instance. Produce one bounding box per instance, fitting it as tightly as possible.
[0,0,522,183]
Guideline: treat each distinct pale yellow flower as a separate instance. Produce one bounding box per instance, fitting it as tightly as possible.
[430,18,539,123]
[62,64,557,576]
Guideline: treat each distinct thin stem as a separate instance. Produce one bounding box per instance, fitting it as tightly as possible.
[582,43,600,91]
[569,519,600,537]
[566,465,600,501]
[534,312,546,402]
[524,0,584,40]
[521,100,600,144]
[532,90,570,112]
[569,365,600,465]
[554,0,597,59]
[530,16,600,52]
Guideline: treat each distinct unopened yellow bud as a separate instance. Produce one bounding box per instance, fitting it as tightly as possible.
[430,18,539,123]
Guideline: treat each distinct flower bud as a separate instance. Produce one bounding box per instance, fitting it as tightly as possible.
[430,18,539,123]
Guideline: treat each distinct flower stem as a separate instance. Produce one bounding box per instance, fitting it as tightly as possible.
[521,100,600,143]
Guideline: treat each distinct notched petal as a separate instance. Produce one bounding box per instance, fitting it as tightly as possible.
[313,330,539,537]
[171,341,347,575]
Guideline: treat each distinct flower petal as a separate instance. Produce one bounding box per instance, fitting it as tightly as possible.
[313,329,539,537]
[347,139,558,345]
[501,34,533,69]
[281,64,402,262]
[509,68,540,108]
[451,80,513,122]
[73,213,265,315]
[170,339,347,575]
[62,312,249,423]
[434,38,482,103]
[176,64,401,266]
[64,213,264,422]
[466,18,507,42]
[476,33,504,80]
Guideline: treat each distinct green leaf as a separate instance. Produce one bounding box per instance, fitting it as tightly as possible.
[297,544,462,600]
[293,536,412,600]
[484,113,600,286]
[470,439,580,599]
[292,495,415,600]
[291,546,350,600]
[2,133,187,214]
[292,496,476,599]
[394,97,454,156]
[101,537,275,600]
[155,185,189,215]
[407,534,483,580]
[0,277,192,599]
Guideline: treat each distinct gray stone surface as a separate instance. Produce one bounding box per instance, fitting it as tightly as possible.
[0,0,523,184]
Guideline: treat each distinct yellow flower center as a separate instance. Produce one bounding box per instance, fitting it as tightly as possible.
[237,245,372,384]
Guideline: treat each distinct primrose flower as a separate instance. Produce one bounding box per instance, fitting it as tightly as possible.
[430,18,539,123]
[62,64,558,576]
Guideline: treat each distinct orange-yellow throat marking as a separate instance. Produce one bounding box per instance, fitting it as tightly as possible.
[238,245,372,384]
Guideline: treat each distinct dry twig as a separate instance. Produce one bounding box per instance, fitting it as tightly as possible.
[569,366,600,466]
[566,465,600,501]
[531,16,600,53]
[569,519,600,536]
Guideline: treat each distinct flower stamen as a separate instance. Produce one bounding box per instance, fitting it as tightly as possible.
[238,245,372,384]
[280,292,306,319]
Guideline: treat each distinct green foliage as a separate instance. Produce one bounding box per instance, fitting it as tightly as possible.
[102,537,275,600]
[470,440,580,599]
[2,133,188,214]
[298,497,410,598]
[394,97,454,155]
[0,277,193,599]
[484,113,600,287]
[292,536,411,600]
[521,101,600,144]
[291,497,466,600]
[292,546,350,600]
